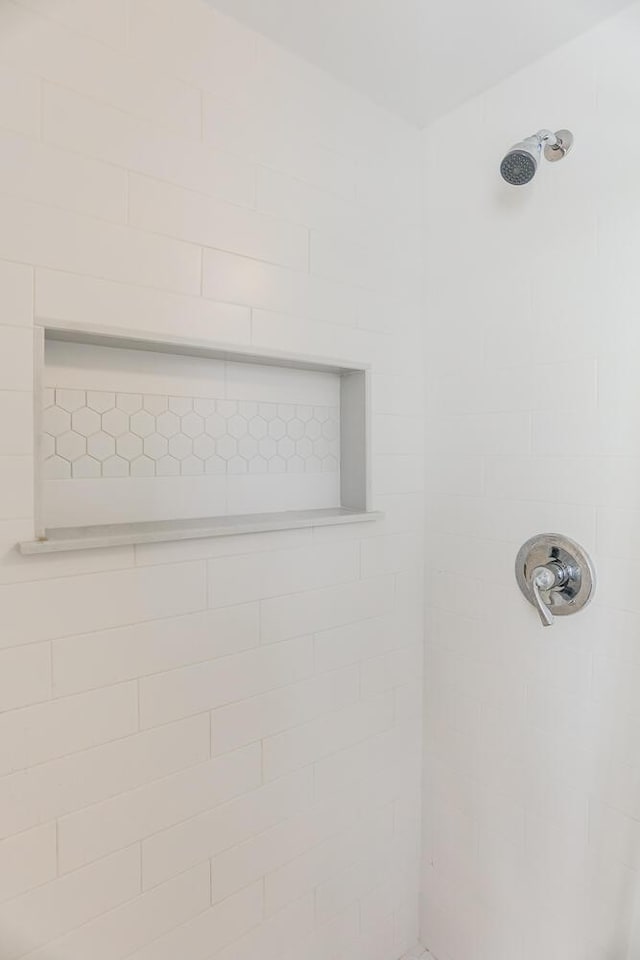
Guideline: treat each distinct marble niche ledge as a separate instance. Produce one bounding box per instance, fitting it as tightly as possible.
[19,508,383,555]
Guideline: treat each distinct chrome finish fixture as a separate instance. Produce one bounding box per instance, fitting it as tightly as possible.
[500,129,574,186]
[515,533,595,627]
[544,129,574,162]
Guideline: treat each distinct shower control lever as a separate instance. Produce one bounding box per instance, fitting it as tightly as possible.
[531,564,566,627]
[515,535,595,628]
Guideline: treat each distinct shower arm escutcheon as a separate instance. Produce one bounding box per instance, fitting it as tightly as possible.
[515,534,595,628]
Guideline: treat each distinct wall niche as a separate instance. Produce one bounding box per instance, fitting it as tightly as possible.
[21,322,379,554]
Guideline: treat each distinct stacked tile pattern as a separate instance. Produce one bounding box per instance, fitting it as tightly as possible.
[43,388,339,479]
[422,6,640,959]
[0,1,424,959]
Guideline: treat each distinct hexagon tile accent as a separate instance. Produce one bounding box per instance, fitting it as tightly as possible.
[42,389,340,480]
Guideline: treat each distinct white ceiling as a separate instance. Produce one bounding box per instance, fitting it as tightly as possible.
[205,0,634,127]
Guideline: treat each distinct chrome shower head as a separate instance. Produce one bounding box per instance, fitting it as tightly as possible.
[500,129,574,186]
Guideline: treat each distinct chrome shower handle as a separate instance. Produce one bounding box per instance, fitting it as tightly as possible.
[531,565,560,627]
[515,534,595,628]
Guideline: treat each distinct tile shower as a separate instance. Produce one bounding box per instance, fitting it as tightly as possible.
[3,0,639,958]
[0,1,423,958]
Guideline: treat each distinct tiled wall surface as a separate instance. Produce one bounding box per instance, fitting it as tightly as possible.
[0,1,424,958]
[42,340,343,525]
[43,388,340,480]
[422,5,640,958]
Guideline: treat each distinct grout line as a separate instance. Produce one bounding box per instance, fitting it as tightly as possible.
[54,818,60,877]
[124,170,130,225]
[135,677,141,731]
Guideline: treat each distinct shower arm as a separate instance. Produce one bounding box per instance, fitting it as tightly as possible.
[531,129,572,160]
[532,129,558,146]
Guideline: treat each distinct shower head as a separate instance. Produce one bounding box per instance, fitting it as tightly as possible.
[500,129,574,186]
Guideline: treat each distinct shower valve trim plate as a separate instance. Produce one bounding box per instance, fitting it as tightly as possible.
[515,533,595,627]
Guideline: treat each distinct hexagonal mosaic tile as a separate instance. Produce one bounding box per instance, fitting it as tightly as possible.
[43,389,340,480]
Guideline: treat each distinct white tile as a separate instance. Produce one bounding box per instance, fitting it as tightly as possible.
[0,846,140,960]
[127,0,257,98]
[36,269,251,346]
[129,174,308,272]
[0,260,33,328]
[140,636,313,728]
[0,455,33,522]
[356,287,423,336]
[373,415,424,456]
[0,642,50,712]
[0,327,33,391]
[0,3,200,136]
[202,249,358,328]
[135,527,311,568]
[361,645,422,699]
[361,533,420,579]
[313,726,402,805]
[207,542,359,607]
[0,715,210,838]
[251,309,419,377]
[212,895,314,960]
[429,411,532,457]
[0,823,56,904]
[281,905,361,960]
[0,8,427,960]
[45,340,226,403]
[262,692,395,782]
[142,768,314,890]
[372,375,424,418]
[0,561,207,648]
[310,229,421,300]
[211,793,360,904]
[313,834,395,924]
[225,472,340,516]
[372,454,424,496]
[427,494,596,552]
[22,863,211,960]
[263,804,393,916]
[53,604,259,697]
[0,681,137,777]
[256,165,376,238]
[224,361,340,406]
[58,745,262,873]
[13,0,127,48]
[0,196,201,295]
[260,576,395,644]
[212,667,359,755]
[0,63,40,137]
[203,94,357,198]
[314,616,401,674]
[43,83,255,208]
[125,880,264,960]
[0,392,33,456]
[0,129,127,222]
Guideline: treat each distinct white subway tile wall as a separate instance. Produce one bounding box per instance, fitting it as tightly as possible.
[0,1,424,959]
[422,6,640,959]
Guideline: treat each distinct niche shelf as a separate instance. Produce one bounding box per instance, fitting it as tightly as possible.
[20,321,380,555]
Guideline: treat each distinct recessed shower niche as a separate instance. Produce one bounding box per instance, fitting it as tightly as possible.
[21,323,378,554]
